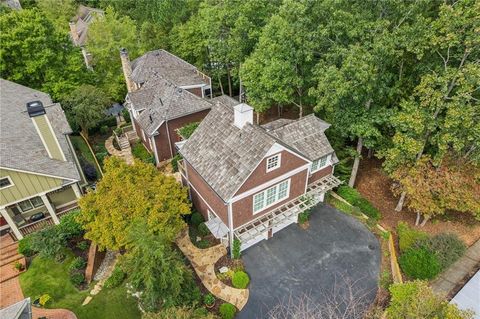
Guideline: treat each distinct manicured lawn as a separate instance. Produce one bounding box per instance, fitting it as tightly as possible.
[19,251,141,319]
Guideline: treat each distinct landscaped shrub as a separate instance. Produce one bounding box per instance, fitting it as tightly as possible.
[76,241,89,251]
[70,272,85,286]
[203,293,215,306]
[198,222,210,236]
[232,239,241,259]
[82,161,98,181]
[190,212,204,227]
[219,303,237,319]
[336,185,381,220]
[104,266,126,289]
[399,247,441,280]
[69,257,86,271]
[57,209,83,239]
[232,271,250,289]
[18,235,35,257]
[122,108,131,123]
[396,222,428,252]
[30,226,67,261]
[100,125,109,135]
[95,151,108,166]
[195,240,210,249]
[132,142,154,164]
[171,154,182,172]
[414,233,466,270]
[298,209,311,224]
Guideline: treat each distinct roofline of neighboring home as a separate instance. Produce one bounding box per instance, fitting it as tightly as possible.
[0,166,79,182]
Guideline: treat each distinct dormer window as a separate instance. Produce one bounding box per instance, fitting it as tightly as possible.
[266,154,281,172]
[311,156,328,173]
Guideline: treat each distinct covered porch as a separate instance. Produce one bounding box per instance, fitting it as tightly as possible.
[234,174,342,251]
[0,183,82,240]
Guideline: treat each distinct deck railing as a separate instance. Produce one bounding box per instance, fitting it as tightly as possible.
[18,203,79,237]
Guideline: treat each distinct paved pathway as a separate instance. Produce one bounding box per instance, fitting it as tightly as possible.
[176,230,249,310]
[432,239,480,297]
[0,235,77,318]
[105,136,134,165]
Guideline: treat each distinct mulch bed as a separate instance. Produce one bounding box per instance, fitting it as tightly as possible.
[355,155,480,247]
[214,255,245,287]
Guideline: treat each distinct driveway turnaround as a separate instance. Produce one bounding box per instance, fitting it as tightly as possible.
[238,204,380,319]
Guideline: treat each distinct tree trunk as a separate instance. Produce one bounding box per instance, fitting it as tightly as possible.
[420,215,430,227]
[81,128,89,140]
[226,67,232,97]
[348,137,363,187]
[395,192,406,212]
[217,73,224,95]
[367,148,373,158]
[277,105,281,118]
[415,212,421,226]
[256,112,260,125]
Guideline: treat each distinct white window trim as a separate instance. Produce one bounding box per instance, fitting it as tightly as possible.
[266,154,281,172]
[0,176,14,190]
[253,179,291,214]
[16,197,44,213]
[310,155,330,174]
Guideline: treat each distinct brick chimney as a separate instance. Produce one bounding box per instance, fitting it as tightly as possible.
[69,21,79,45]
[234,103,253,129]
[120,48,136,93]
[27,101,66,161]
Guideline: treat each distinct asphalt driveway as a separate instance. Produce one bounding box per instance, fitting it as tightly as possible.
[238,204,380,319]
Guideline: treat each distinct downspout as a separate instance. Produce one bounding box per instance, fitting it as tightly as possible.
[227,201,234,258]
[184,159,192,200]
[150,135,160,166]
[165,121,174,158]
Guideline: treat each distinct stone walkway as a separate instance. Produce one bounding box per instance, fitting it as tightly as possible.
[105,136,134,165]
[82,251,118,306]
[176,230,249,310]
[432,239,480,297]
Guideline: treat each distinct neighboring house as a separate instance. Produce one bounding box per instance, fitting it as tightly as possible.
[69,5,104,69]
[0,0,21,10]
[0,79,84,240]
[121,49,213,164]
[0,298,31,319]
[178,97,342,253]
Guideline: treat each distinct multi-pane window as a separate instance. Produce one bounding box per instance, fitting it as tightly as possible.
[253,179,290,213]
[17,197,44,212]
[0,177,12,189]
[311,156,328,173]
[266,154,281,172]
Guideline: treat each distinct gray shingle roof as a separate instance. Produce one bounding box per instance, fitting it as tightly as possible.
[130,50,209,86]
[180,99,276,202]
[0,79,81,182]
[181,105,337,202]
[131,76,212,136]
[267,114,334,160]
[0,298,31,319]
[71,5,103,46]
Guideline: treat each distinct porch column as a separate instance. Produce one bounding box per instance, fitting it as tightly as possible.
[40,194,60,225]
[72,183,82,199]
[0,208,23,240]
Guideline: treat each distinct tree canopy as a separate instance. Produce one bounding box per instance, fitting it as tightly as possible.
[78,157,191,250]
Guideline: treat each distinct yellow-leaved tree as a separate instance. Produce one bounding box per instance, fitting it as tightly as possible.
[77,157,191,250]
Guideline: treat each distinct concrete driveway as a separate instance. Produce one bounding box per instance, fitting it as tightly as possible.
[238,204,380,319]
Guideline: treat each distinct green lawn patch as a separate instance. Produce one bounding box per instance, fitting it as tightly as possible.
[131,142,154,164]
[20,251,141,319]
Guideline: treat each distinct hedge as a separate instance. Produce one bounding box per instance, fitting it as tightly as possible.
[336,185,381,220]
[399,247,441,280]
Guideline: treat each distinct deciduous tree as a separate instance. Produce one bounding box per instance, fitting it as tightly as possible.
[78,157,191,250]
[63,85,110,139]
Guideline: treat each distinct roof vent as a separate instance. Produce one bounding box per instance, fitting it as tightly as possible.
[149,114,153,123]
[159,98,163,106]
[26,101,46,117]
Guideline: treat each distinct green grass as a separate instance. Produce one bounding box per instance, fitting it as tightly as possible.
[20,251,140,319]
[70,135,102,175]
[131,142,153,163]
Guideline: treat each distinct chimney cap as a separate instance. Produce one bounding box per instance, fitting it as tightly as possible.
[120,48,128,55]
[234,103,253,113]
[26,101,46,118]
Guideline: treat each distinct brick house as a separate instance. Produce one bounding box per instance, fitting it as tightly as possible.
[120,49,213,164]
[178,96,342,253]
